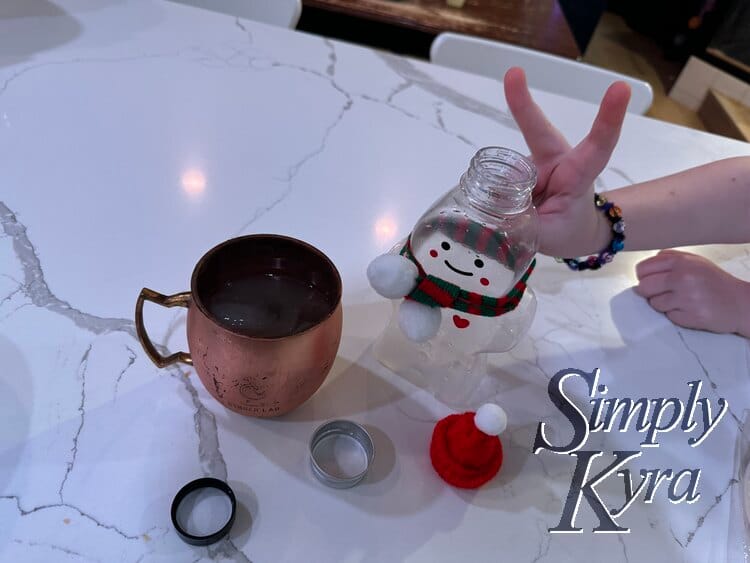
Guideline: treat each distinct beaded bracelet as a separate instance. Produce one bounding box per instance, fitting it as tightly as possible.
[558,193,625,271]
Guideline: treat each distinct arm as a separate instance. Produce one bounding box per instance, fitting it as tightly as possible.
[635,249,750,338]
[586,157,750,255]
[503,68,750,257]
[503,68,750,337]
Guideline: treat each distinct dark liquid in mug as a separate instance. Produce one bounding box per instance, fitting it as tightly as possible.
[204,273,332,338]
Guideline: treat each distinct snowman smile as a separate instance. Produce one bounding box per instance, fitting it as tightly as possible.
[444,260,473,276]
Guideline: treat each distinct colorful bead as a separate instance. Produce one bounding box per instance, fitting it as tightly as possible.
[556,193,625,271]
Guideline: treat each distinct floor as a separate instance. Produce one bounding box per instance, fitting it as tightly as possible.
[582,12,706,131]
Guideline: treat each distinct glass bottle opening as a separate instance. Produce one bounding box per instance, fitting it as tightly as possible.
[460,147,537,215]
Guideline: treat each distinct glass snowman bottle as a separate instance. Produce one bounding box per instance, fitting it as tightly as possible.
[368,147,539,407]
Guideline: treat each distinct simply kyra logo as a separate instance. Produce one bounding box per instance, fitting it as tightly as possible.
[533,368,728,534]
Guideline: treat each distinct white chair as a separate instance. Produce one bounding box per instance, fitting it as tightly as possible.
[430,32,654,115]
[170,0,302,29]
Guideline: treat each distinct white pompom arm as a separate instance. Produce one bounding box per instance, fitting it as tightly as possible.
[367,254,419,299]
[398,300,441,343]
[474,404,507,436]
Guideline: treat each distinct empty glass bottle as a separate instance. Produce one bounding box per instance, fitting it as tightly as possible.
[368,147,539,407]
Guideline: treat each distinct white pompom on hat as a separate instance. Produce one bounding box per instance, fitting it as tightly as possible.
[474,403,507,436]
[430,403,508,489]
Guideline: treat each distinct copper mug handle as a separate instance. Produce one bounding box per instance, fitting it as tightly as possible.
[135,288,193,367]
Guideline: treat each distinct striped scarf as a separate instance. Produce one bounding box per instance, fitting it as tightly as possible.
[400,239,535,317]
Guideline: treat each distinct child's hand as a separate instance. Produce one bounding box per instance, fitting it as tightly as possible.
[635,249,750,337]
[503,68,631,257]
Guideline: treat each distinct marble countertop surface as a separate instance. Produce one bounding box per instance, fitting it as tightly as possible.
[2,1,750,561]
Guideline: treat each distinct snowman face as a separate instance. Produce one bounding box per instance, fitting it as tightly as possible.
[412,231,515,296]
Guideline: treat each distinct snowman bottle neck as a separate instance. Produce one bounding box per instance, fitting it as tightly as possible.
[459,147,536,216]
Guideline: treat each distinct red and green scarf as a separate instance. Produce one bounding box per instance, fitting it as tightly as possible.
[400,238,535,317]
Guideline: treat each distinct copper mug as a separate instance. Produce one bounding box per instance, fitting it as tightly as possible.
[135,234,343,417]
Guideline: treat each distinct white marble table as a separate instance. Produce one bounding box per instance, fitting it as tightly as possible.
[2,1,750,561]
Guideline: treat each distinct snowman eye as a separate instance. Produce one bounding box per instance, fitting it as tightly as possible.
[441,241,451,250]
[474,258,484,268]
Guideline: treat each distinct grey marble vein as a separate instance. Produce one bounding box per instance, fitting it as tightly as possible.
[270,60,351,101]
[1,495,140,540]
[364,90,479,148]
[169,367,228,480]
[670,525,684,548]
[376,53,518,130]
[385,81,411,104]
[208,538,253,562]
[285,99,353,183]
[1,272,20,284]
[189,44,249,68]
[234,64,353,235]
[0,302,30,322]
[682,477,736,547]
[324,38,337,77]
[1,200,230,513]
[359,92,418,119]
[434,102,475,148]
[12,539,97,562]
[677,331,718,390]
[0,53,180,100]
[0,201,135,337]
[239,53,482,162]
[233,16,254,48]
[676,329,741,427]
[0,285,22,308]
[530,445,555,481]
[59,344,93,501]
[530,518,551,563]
[434,101,446,130]
[234,17,247,33]
[113,345,138,399]
[616,533,629,562]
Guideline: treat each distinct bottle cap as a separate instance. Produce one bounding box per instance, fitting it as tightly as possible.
[171,477,237,546]
[310,420,375,488]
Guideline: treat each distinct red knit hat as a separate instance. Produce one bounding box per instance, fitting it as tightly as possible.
[434,215,515,268]
[430,404,507,489]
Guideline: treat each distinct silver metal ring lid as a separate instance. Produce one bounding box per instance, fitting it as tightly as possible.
[310,420,375,489]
